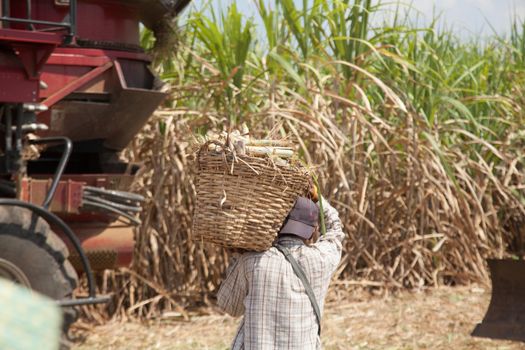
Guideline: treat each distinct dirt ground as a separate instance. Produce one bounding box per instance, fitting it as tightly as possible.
[73,285,524,350]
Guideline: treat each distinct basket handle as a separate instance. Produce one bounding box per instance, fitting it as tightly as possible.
[197,140,227,168]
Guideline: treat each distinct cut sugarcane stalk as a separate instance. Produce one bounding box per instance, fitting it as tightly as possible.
[248,139,292,147]
[207,144,294,158]
[245,146,294,157]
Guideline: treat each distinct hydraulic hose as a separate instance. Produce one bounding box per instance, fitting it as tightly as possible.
[83,186,145,202]
[83,194,141,213]
[82,199,141,225]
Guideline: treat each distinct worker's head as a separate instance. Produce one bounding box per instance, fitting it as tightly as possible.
[279,197,319,243]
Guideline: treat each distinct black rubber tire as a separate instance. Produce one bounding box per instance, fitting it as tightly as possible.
[0,206,79,336]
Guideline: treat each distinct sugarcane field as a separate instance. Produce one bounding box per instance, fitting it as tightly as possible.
[1,0,525,349]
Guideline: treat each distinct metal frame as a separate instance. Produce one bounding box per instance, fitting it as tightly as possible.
[28,137,72,209]
[0,104,109,307]
[2,104,22,174]
[1,0,77,41]
[42,61,113,108]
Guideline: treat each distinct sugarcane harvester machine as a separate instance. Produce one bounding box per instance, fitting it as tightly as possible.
[0,0,189,329]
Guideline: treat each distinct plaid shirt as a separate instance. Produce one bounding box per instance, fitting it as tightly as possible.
[217,199,344,350]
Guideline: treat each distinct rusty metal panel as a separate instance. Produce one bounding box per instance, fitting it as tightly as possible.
[19,177,83,214]
[60,220,134,271]
[30,174,136,192]
[472,259,525,342]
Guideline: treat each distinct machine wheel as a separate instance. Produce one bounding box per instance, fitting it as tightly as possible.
[0,206,79,337]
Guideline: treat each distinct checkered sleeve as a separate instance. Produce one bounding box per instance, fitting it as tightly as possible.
[217,254,247,317]
[315,197,345,268]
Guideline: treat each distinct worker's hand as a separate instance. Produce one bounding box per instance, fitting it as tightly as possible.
[309,182,319,203]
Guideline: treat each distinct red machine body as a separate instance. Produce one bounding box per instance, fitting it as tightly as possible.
[0,0,188,273]
[9,0,141,45]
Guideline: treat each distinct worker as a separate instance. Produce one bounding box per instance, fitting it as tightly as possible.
[217,193,344,349]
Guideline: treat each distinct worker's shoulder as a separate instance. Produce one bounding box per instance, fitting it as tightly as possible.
[242,247,280,259]
[240,247,289,276]
[239,247,283,265]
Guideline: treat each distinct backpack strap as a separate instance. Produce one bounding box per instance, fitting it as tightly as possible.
[274,244,322,336]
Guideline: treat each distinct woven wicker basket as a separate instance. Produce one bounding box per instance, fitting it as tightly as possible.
[193,146,310,251]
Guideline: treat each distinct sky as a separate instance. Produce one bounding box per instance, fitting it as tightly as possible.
[403,0,525,37]
[190,0,525,38]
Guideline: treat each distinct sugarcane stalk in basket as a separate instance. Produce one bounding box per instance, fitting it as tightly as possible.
[245,146,294,158]
[248,139,293,147]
